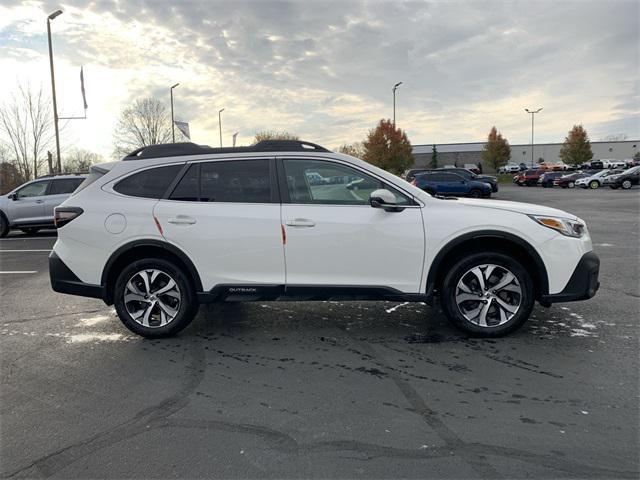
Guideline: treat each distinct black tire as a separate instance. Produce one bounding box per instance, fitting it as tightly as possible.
[468,189,482,198]
[589,180,599,189]
[621,180,632,189]
[440,252,535,337]
[0,214,8,238]
[20,227,40,235]
[114,258,199,338]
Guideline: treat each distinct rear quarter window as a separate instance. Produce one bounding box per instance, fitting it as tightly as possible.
[114,165,183,199]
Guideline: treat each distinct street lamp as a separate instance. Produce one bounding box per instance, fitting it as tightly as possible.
[392,82,402,127]
[525,107,543,168]
[170,83,179,143]
[47,9,63,173]
[218,108,225,147]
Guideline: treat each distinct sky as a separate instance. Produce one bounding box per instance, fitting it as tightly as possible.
[0,0,638,159]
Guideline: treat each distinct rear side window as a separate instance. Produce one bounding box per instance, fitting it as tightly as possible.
[114,165,183,199]
[169,160,271,203]
[49,178,84,195]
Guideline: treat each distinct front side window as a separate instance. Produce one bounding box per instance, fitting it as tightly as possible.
[49,178,84,195]
[440,173,463,182]
[282,159,411,205]
[114,165,183,199]
[169,159,271,203]
[17,181,49,198]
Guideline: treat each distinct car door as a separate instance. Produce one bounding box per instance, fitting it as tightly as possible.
[7,180,50,224]
[279,158,424,293]
[44,178,84,221]
[440,173,465,194]
[153,158,285,291]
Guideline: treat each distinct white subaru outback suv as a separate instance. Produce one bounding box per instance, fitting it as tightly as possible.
[49,140,599,338]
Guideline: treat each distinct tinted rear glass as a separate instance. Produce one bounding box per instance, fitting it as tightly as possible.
[49,178,84,195]
[114,165,183,199]
[169,160,271,203]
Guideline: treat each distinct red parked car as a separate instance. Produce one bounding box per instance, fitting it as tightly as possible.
[515,170,541,186]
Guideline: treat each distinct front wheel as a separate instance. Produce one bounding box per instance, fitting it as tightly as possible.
[468,189,482,198]
[622,180,632,189]
[114,258,199,338]
[589,180,599,189]
[441,252,535,337]
[568,182,575,188]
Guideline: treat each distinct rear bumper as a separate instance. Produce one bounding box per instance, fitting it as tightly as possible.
[540,251,600,304]
[49,251,105,300]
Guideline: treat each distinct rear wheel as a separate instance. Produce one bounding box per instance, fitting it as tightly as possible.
[441,252,535,337]
[114,258,199,338]
[589,180,599,189]
[568,181,575,188]
[0,214,8,238]
[622,180,632,189]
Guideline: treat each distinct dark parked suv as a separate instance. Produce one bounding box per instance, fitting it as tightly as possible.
[412,171,492,197]
[440,167,498,192]
[609,166,640,189]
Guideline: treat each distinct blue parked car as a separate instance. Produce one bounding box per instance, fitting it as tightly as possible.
[412,171,492,198]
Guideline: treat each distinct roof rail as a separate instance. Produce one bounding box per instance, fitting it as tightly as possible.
[123,140,329,160]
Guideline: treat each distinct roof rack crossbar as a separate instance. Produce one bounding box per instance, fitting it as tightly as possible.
[123,140,329,160]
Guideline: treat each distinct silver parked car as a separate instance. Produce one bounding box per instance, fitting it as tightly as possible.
[0,174,86,237]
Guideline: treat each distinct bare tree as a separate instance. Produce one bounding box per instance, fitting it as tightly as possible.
[253,130,299,143]
[113,98,172,157]
[0,83,54,180]
[64,148,103,173]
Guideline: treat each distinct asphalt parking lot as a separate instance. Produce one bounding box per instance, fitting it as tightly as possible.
[1,184,638,479]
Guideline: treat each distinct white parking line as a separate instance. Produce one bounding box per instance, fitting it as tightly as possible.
[0,271,38,274]
[0,249,52,252]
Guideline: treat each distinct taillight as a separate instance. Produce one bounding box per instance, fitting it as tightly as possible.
[54,207,83,228]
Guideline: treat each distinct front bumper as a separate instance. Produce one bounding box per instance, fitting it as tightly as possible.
[49,251,105,300]
[540,251,600,304]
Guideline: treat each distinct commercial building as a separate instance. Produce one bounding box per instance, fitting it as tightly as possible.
[411,140,639,172]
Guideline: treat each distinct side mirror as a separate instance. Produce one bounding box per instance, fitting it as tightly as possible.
[369,189,402,212]
[8,193,17,201]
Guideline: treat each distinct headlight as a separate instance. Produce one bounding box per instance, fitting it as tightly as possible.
[529,215,586,238]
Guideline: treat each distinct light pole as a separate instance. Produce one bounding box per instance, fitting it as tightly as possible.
[170,83,179,142]
[525,107,543,168]
[47,9,63,173]
[392,82,402,127]
[218,108,225,147]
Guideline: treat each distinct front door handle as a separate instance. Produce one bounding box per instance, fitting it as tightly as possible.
[35,200,44,204]
[286,218,316,227]
[168,215,196,225]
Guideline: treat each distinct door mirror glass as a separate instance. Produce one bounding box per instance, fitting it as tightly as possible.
[8,192,17,200]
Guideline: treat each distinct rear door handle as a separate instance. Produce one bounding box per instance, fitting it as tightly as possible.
[168,215,196,225]
[286,218,316,227]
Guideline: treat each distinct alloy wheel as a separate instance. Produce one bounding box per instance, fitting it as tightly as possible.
[455,264,522,328]
[123,269,181,328]
[622,180,632,189]
[589,181,599,189]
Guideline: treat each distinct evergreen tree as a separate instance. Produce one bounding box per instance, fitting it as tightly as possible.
[430,144,438,168]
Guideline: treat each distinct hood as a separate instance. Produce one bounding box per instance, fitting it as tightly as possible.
[449,197,578,219]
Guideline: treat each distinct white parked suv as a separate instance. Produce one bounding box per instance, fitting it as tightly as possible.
[49,140,600,338]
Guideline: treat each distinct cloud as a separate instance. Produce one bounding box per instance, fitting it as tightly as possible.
[0,0,637,157]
